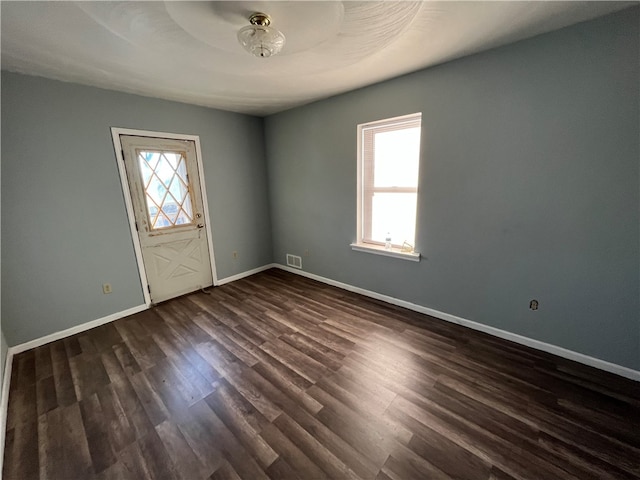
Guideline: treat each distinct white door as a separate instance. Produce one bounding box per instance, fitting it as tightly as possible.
[120,135,213,303]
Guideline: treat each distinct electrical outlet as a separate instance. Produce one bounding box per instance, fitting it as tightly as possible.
[232,251,238,260]
[304,249,310,257]
[102,283,112,294]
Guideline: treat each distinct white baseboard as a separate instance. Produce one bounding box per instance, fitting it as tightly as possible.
[217,264,277,286]
[9,304,148,355]
[274,264,640,382]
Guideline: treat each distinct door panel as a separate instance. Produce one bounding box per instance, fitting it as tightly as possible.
[121,135,213,303]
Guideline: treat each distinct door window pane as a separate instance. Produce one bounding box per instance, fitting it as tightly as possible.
[138,150,194,230]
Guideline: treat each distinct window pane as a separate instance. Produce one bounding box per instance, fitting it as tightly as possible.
[370,192,417,245]
[374,127,420,188]
[168,168,189,202]
[138,150,194,230]
[176,195,193,225]
[146,174,166,207]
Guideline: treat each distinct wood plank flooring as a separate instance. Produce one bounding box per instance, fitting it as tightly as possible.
[3,268,640,479]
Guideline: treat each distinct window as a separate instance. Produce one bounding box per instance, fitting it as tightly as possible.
[137,150,194,230]
[355,113,422,259]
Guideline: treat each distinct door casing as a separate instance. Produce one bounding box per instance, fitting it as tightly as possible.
[111,127,218,306]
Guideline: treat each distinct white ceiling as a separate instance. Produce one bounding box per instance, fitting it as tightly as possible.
[1,1,633,116]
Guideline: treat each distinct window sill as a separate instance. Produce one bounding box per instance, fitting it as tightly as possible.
[350,243,421,262]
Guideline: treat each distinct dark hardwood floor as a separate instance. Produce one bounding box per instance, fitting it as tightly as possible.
[3,268,640,479]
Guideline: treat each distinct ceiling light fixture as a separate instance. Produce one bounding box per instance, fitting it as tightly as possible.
[237,13,286,58]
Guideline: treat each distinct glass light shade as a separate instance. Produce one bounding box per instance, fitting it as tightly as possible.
[237,25,285,58]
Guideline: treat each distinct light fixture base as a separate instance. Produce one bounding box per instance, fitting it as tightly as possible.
[249,13,271,27]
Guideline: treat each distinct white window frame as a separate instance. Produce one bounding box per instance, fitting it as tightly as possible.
[352,113,421,262]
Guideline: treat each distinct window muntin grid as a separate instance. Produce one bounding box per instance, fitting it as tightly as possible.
[137,150,194,230]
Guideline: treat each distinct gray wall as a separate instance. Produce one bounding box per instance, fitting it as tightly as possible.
[1,73,272,346]
[265,8,640,369]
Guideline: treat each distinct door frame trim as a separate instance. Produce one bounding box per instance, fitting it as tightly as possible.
[111,127,218,306]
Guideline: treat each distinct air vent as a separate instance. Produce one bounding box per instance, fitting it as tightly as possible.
[286,254,302,269]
